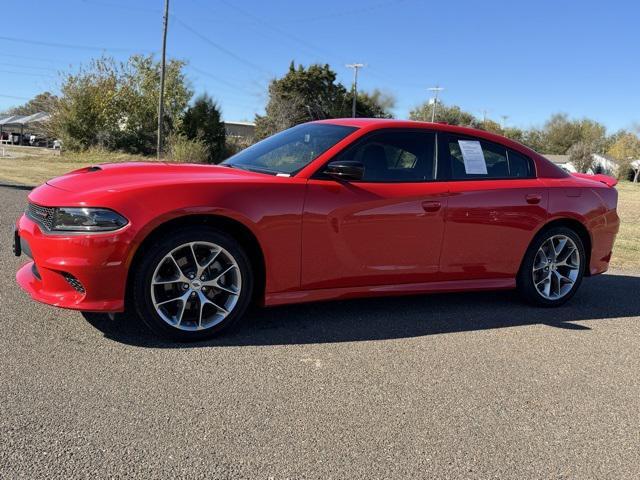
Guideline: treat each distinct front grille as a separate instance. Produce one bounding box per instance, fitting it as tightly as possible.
[61,272,85,294]
[27,203,56,231]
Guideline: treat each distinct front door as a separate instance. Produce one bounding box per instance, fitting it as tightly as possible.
[301,130,449,290]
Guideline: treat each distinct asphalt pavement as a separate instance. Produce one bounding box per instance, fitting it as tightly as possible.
[1,186,639,479]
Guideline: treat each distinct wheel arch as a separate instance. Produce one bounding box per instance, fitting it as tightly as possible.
[522,217,593,277]
[125,214,266,308]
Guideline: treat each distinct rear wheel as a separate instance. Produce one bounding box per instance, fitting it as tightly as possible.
[133,227,253,341]
[517,226,585,306]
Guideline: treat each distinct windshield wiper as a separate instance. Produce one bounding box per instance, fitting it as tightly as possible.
[221,163,280,176]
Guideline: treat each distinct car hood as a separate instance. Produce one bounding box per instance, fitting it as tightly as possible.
[46,162,262,193]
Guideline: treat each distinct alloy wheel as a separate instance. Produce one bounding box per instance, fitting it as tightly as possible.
[532,234,581,301]
[150,241,241,331]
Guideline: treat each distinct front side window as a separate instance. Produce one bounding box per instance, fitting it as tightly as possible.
[332,131,436,182]
[222,123,357,175]
[448,135,534,180]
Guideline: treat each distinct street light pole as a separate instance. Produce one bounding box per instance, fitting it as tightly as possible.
[346,63,364,118]
[428,86,444,122]
[157,0,170,159]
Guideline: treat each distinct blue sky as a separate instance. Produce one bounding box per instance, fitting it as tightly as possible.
[1,0,638,132]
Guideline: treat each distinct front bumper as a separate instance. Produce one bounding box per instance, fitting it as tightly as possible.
[15,214,131,312]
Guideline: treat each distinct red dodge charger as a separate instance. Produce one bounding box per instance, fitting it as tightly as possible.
[14,119,620,340]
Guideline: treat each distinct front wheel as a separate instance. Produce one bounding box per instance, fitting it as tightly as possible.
[133,227,254,341]
[517,226,585,307]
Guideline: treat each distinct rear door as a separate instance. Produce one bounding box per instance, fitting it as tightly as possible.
[438,133,548,281]
[301,129,449,290]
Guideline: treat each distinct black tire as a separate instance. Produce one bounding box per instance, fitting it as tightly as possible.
[132,226,254,341]
[517,226,586,307]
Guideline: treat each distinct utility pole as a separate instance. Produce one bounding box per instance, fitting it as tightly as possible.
[428,86,444,122]
[157,0,170,159]
[346,63,364,118]
[500,114,509,129]
[480,109,488,126]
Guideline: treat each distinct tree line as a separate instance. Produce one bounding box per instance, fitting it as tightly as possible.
[6,55,640,177]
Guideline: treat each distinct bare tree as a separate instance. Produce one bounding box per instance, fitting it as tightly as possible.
[568,142,595,173]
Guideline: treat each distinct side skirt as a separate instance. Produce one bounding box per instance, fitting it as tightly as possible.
[264,278,516,307]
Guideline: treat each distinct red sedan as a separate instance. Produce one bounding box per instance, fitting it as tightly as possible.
[14,119,620,340]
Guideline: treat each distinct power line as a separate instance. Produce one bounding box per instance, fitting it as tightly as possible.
[0,35,136,52]
[172,16,272,75]
[0,53,61,63]
[211,0,340,62]
[77,0,161,14]
[0,69,56,78]
[0,62,58,72]
[0,94,31,101]
[188,66,259,96]
[282,0,409,23]
[194,0,406,94]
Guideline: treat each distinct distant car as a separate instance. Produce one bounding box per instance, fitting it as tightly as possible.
[14,119,620,340]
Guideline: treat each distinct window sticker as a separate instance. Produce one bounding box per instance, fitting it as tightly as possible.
[458,140,488,175]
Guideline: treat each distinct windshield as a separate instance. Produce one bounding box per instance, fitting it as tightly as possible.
[222,123,357,175]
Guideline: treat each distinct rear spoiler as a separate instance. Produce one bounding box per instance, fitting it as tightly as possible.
[571,172,618,187]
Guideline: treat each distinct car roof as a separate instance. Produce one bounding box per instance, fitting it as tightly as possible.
[315,118,519,145]
[312,118,568,179]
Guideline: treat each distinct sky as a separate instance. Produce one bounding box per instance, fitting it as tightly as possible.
[1,0,639,132]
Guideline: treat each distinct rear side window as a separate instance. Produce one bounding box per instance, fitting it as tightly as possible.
[335,130,436,182]
[448,135,533,180]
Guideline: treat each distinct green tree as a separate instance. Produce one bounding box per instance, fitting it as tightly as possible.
[9,92,58,116]
[255,62,394,139]
[255,62,349,139]
[117,55,192,154]
[346,89,395,119]
[409,102,479,127]
[607,131,640,160]
[502,126,527,144]
[50,57,122,150]
[539,113,607,154]
[51,55,192,154]
[607,131,640,179]
[181,93,226,163]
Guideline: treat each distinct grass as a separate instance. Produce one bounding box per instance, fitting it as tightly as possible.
[0,146,152,185]
[610,181,640,272]
[0,147,637,270]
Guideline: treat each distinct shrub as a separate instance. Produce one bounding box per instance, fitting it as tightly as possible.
[181,94,226,163]
[223,136,253,159]
[166,134,208,163]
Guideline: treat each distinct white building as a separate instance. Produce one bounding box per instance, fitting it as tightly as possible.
[544,153,619,176]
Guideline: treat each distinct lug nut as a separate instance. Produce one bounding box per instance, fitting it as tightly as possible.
[182,284,189,290]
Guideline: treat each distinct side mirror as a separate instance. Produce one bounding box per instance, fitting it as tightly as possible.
[324,160,364,181]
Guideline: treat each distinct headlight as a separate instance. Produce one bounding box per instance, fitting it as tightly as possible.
[51,207,128,232]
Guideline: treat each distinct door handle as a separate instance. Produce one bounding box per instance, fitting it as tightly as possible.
[525,194,542,204]
[422,200,442,212]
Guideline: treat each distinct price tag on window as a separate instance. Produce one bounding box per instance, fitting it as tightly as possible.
[458,140,488,175]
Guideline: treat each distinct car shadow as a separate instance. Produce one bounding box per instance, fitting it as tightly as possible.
[83,273,640,348]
